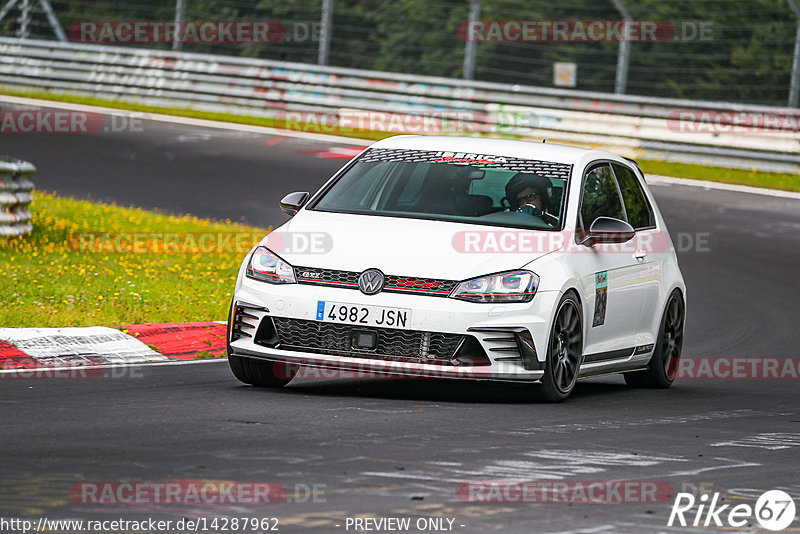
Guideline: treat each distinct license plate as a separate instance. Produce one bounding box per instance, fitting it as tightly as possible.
[316,301,411,328]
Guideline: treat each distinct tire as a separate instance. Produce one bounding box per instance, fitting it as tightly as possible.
[226,300,296,388]
[538,292,584,403]
[624,290,685,388]
[228,354,296,388]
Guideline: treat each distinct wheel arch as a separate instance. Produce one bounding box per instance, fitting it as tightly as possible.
[549,287,585,354]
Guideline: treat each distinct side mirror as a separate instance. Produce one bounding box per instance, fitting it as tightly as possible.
[279,191,309,216]
[581,216,635,245]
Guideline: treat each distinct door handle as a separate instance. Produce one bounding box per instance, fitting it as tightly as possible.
[633,250,647,261]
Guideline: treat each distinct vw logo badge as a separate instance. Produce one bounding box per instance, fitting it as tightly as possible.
[358,269,385,295]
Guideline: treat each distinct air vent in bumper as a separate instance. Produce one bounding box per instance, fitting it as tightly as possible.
[230,301,269,341]
[467,326,541,371]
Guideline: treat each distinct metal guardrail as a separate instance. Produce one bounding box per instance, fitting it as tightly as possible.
[0,156,35,236]
[0,37,798,174]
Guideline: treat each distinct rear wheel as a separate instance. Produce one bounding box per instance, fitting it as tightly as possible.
[624,290,684,388]
[538,293,583,403]
[226,300,295,388]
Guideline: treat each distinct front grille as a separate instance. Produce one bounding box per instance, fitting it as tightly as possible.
[383,275,457,296]
[294,266,457,297]
[270,317,465,363]
[294,267,360,287]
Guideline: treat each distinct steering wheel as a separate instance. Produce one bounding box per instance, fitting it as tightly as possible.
[516,204,544,218]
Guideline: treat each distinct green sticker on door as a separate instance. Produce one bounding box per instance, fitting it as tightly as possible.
[593,271,608,327]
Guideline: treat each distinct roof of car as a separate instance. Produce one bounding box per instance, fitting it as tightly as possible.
[369,135,620,165]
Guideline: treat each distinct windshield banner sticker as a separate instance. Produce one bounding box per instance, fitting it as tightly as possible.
[358,148,572,179]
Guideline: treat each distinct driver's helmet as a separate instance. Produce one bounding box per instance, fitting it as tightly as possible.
[504,173,552,212]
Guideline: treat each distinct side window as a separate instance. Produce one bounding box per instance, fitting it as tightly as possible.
[613,164,655,229]
[580,164,624,230]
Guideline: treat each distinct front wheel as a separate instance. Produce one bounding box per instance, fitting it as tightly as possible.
[226,300,296,388]
[624,290,684,388]
[538,293,584,403]
[228,354,296,388]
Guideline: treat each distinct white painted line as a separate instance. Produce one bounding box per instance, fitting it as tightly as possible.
[710,432,800,450]
[0,94,372,145]
[647,174,800,200]
[656,457,761,478]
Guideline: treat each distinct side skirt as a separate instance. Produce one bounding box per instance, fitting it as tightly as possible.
[578,344,654,378]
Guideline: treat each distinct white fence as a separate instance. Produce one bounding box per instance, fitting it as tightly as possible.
[0,37,798,174]
[0,157,35,236]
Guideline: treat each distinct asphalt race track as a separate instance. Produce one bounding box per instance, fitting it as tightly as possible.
[2,104,799,533]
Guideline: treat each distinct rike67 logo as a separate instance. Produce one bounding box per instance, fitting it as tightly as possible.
[669,490,796,531]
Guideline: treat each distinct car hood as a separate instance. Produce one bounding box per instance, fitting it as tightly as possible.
[264,210,561,280]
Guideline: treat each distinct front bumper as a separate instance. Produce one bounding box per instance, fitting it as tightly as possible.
[229,279,561,382]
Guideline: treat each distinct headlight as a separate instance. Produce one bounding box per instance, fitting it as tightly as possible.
[246,246,296,284]
[450,270,538,303]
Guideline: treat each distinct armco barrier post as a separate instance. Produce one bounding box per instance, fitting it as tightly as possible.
[172,0,186,52]
[318,0,334,66]
[0,156,35,236]
[788,0,800,108]
[462,0,480,80]
[611,0,632,95]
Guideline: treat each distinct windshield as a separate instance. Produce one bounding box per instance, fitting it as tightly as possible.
[311,148,572,230]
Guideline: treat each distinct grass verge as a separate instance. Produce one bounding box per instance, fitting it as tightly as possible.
[0,192,269,327]
[638,159,799,192]
[2,88,797,192]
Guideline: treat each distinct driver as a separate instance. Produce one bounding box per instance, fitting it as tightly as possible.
[504,173,552,217]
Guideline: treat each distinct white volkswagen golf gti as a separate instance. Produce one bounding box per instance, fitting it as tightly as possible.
[227,136,686,401]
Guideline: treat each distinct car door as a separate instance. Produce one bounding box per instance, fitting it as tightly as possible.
[610,162,663,349]
[573,162,649,361]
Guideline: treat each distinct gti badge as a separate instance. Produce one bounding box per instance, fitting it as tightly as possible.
[358,269,385,295]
